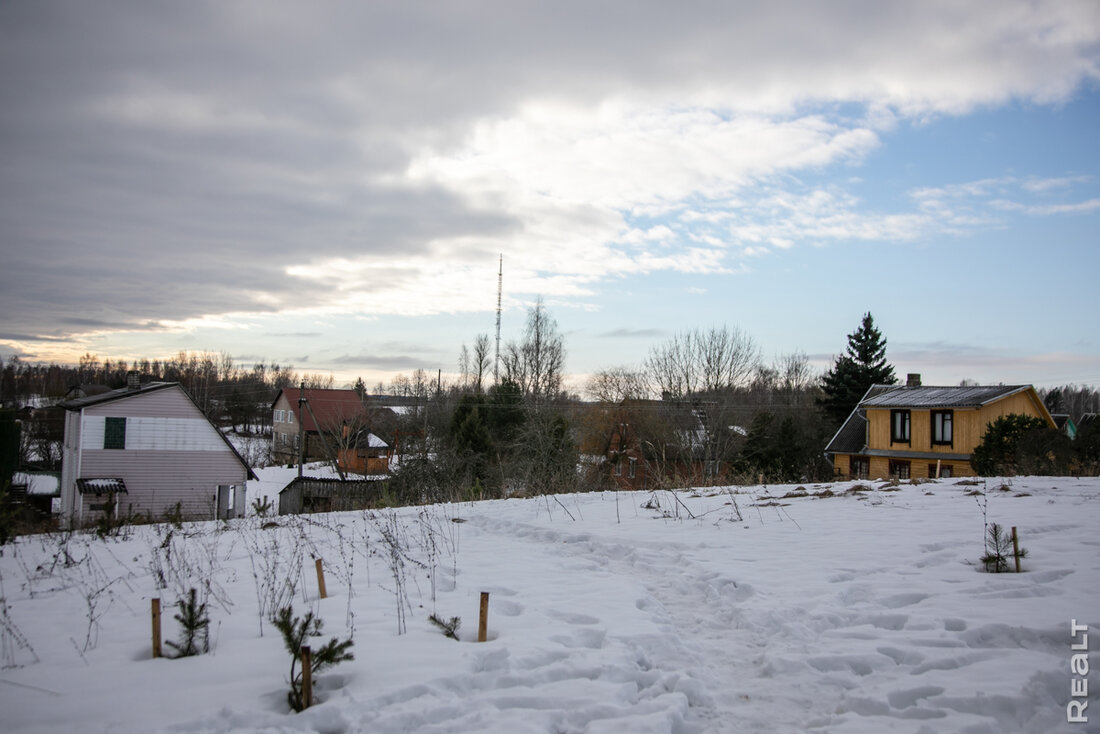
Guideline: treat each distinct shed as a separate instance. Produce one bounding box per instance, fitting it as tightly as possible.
[278,476,387,515]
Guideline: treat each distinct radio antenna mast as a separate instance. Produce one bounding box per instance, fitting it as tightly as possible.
[494,254,502,384]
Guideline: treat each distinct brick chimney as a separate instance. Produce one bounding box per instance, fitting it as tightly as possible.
[906,373,922,387]
[127,370,141,391]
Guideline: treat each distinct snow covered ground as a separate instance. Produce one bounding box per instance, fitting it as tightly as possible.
[1,477,1097,733]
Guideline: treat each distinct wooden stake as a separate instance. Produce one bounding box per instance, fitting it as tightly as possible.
[315,558,327,599]
[151,598,162,659]
[300,646,313,709]
[478,592,489,642]
[1012,526,1021,573]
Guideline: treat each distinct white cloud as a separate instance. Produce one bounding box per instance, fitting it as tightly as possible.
[2,0,1099,350]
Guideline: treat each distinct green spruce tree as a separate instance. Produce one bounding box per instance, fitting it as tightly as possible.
[819,313,897,425]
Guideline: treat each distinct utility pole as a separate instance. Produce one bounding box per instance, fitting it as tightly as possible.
[297,382,305,479]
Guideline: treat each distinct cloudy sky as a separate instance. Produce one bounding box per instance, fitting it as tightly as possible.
[2,1,1098,391]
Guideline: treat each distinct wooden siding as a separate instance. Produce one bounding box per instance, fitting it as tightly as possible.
[832,453,976,480]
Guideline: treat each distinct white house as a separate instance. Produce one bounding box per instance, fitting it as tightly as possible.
[59,376,255,527]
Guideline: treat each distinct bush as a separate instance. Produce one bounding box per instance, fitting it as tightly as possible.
[971,415,1050,476]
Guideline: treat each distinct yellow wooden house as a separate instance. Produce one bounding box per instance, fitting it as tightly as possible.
[826,374,1055,480]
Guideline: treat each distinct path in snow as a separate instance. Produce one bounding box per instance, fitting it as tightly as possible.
[337,483,1098,733]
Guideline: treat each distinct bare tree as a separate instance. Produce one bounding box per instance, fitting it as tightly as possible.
[458,334,493,394]
[458,344,471,392]
[585,366,651,403]
[301,373,335,390]
[646,326,761,398]
[775,351,816,405]
[472,333,492,394]
[503,298,565,406]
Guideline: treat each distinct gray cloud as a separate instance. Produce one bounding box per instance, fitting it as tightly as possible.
[0,333,69,342]
[330,354,442,371]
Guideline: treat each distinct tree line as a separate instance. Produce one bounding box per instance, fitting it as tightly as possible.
[4,308,1098,489]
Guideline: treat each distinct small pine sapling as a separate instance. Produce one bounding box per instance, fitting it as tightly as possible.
[166,587,210,657]
[428,614,461,640]
[273,605,354,712]
[251,496,273,518]
[981,522,1027,573]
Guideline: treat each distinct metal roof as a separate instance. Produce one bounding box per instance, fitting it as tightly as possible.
[824,384,895,456]
[824,411,867,455]
[59,382,178,409]
[859,384,1030,409]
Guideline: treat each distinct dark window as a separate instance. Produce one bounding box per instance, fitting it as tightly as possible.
[931,410,953,445]
[850,457,869,480]
[929,463,953,478]
[890,410,910,444]
[889,460,910,479]
[628,457,637,479]
[104,417,126,449]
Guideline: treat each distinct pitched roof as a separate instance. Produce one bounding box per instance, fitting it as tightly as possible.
[824,384,895,455]
[859,384,1031,409]
[276,388,365,432]
[351,431,389,449]
[824,411,867,455]
[59,381,178,409]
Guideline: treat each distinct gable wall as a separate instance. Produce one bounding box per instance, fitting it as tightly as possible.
[272,392,299,458]
[82,388,202,419]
